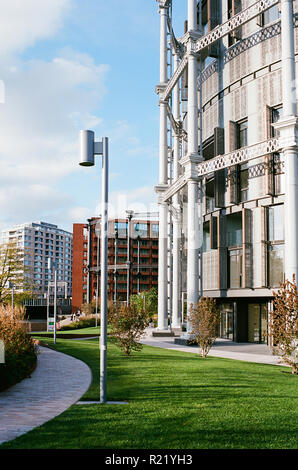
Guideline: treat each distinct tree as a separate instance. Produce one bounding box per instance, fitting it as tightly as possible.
[130,287,158,321]
[0,242,34,304]
[271,276,298,374]
[188,297,220,358]
[108,302,151,356]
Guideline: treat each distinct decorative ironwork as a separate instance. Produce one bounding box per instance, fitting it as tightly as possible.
[197,138,281,177]
[195,0,279,54]
[160,56,188,102]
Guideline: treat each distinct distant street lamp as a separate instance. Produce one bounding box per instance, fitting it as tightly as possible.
[95,224,100,328]
[47,258,57,344]
[79,130,109,404]
[126,210,133,305]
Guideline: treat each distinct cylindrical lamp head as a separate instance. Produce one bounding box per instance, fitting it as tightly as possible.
[79,130,95,166]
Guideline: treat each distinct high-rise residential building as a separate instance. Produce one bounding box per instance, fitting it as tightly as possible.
[1,221,73,297]
[72,217,159,312]
[155,1,298,343]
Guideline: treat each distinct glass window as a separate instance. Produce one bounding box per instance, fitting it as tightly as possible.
[229,249,243,288]
[240,167,248,202]
[268,205,284,241]
[203,222,210,252]
[133,223,148,238]
[238,120,248,148]
[152,224,159,237]
[263,5,280,25]
[115,222,127,238]
[268,244,284,287]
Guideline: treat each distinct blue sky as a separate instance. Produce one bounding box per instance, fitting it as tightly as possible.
[0,0,187,233]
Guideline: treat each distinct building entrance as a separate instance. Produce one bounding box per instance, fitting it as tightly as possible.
[248,304,267,343]
[220,303,234,340]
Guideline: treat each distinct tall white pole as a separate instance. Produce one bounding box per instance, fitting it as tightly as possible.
[185,0,200,328]
[157,2,169,331]
[172,51,181,329]
[54,267,57,344]
[275,0,298,283]
[126,214,132,305]
[100,137,109,404]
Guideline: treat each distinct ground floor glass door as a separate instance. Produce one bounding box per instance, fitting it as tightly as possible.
[248,304,267,343]
[220,303,234,340]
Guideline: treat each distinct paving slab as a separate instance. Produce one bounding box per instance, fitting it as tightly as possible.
[0,346,92,445]
[139,330,284,366]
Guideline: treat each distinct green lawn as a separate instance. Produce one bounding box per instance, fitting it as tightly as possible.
[1,336,297,449]
[32,326,101,336]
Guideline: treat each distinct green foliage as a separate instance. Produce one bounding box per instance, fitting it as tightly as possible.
[60,316,98,331]
[130,287,158,320]
[0,305,37,391]
[189,297,220,357]
[108,302,151,356]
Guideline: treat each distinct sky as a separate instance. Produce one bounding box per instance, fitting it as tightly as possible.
[0,0,187,234]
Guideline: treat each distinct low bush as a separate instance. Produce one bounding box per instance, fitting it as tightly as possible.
[0,305,37,391]
[60,315,98,331]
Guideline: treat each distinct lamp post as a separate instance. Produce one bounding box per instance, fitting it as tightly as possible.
[79,130,109,404]
[126,210,133,305]
[47,258,57,344]
[95,224,100,328]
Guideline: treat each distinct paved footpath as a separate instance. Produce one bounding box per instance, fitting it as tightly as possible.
[140,330,284,366]
[0,346,92,445]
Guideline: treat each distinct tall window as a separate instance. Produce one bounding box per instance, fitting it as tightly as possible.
[267,205,284,287]
[228,0,242,46]
[258,4,280,27]
[227,213,243,288]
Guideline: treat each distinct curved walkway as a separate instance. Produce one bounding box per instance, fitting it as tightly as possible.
[0,346,92,445]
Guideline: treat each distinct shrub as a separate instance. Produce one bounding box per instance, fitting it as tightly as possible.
[0,305,37,391]
[108,302,151,356]
[271,276,298,374]
[188,297,220,357]
[60,315,98,331]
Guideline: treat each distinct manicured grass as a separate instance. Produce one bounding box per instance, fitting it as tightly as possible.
[1,336,297,449]
[31,326,101,336]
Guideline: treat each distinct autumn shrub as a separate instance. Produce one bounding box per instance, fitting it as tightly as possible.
[0,305,37,391]
[60,315,98,331]
[188,297,220,357]
[108,302,150,356]
[271,276,298,374]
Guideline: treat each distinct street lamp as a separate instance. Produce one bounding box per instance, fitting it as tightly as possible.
[126,210,133,305]
[79,130,109,404]
[95,224,100,328]
[47,258,57,344]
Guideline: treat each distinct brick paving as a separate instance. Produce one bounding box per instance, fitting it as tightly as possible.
[0,346,92,445]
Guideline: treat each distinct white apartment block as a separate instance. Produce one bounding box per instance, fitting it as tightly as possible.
[155,1,298,343]
[1,221,73,297]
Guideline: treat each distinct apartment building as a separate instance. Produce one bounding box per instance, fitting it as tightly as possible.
[1,221,73,297]
[72,218,159,312]
[155,0,298,343]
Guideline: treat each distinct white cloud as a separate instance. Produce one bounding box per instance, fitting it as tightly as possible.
[0,0,72,56]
